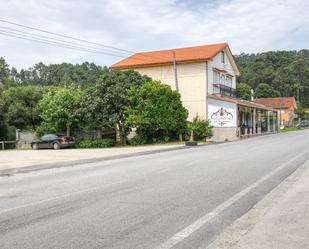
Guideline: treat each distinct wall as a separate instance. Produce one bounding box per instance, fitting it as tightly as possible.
[207,47,237,94]
[207,98,238,141]
[132,62,207,121]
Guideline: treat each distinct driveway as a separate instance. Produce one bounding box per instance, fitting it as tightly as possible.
[0,144,184,171]
[0,130,308,249]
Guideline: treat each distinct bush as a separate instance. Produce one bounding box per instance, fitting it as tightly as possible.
[129,134,147,145]
[126,81,188,142]
[187,116,213,141]
[76,138,114,148]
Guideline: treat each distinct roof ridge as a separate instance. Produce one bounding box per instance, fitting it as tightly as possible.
[135,42,228,55]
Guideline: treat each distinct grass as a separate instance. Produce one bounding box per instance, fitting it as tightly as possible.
[280,126,302,133]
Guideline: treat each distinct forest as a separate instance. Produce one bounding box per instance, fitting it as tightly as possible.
[235,49,309,106]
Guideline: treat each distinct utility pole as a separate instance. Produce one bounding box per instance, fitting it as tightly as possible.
[172,51,179,92]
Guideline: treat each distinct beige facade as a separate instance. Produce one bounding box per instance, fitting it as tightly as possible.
[131,62,207,120]
[131,47,238,121]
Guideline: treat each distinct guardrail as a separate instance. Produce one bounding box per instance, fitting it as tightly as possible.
[0,141,16,150]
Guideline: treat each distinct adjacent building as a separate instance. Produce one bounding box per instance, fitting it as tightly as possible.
[111,43,278,141]
[254,97,297,127]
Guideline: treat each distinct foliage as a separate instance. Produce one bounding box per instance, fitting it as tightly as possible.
[254,83,280,98]
[236,50,309,106]
[237,83,252,100]
[126,81,188,143]
[79,70,151,145]
[15,62,109,87]
[2,85,45,130]
[37,87,82,136]
[129,134,147,146]
[187,116,213,141]
[75,138,114,148]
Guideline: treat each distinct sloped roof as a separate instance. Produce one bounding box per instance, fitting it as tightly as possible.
[254,97,297,109]
[111,43,230,69]
[208,94,278,111]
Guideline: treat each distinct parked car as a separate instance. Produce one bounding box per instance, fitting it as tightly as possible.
[297,120,309,128]
[31,134,75,150]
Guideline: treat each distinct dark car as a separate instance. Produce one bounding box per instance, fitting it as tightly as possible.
[297,120,309,128]
[31,134,75,150]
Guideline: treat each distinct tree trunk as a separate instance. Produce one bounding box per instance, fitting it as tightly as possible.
[66,124,70,136]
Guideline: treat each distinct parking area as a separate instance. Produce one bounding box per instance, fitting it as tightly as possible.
[0,144,183,171]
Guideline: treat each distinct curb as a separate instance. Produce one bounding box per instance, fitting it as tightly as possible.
[0,144,212,176]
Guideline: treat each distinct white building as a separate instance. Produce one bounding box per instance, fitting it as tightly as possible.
[111,43,278,141]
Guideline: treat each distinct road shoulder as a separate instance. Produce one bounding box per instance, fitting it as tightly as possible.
[207,159,309,249]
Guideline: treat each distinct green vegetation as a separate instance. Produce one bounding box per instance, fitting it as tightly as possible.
[126,81,188,144]
[76,138,114,148]
[236,83,252,100]
[254,83,280,98]
[187,116,213,141]
[280,126,301,132]
[236,50,309,106]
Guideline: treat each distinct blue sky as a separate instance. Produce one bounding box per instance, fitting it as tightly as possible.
[0,0,308,69]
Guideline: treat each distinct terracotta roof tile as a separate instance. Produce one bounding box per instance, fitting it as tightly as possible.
[111,43,228,69]
[254,97,297,109]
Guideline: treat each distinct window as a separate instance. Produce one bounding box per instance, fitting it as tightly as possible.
[226,76,232,87]
[221,51,225,63]
[213,70,220,84]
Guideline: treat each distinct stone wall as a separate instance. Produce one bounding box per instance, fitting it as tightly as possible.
[210,127,239,142]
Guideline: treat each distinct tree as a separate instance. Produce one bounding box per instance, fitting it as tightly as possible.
[0,89,9,140]
[187,116,213,141]
[2,85,44,130]
[126,81,188,142]
[255,83,280,98]
[79,70,150,144]
[38,87,82,136]
[237,83,252,100]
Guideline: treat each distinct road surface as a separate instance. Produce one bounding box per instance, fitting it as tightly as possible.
[1,130,309,249]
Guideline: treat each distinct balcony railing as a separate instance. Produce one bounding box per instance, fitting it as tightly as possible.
[213,84,239,98]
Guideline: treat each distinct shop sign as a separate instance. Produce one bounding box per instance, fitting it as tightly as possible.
[208,99,237,127]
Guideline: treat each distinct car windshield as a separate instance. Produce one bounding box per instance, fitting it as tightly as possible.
[41,134,58,140]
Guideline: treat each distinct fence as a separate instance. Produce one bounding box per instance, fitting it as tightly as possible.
[0,141,16,150]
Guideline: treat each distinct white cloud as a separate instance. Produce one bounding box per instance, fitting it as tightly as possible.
[0,0,308,69]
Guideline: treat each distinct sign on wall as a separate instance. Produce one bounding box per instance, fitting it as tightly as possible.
[208,99,237,127]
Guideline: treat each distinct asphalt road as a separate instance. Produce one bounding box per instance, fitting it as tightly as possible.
[1,130,309,249]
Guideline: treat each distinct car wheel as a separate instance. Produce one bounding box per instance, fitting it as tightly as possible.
[53,142,60,150]
[32,143,39,150]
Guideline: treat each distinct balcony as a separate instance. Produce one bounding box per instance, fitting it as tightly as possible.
[213,84,239,98]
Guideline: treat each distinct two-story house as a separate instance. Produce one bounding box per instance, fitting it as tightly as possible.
[111,43,278,141]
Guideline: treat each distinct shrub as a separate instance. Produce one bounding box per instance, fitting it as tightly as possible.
[126,81,188,142]
[187,116,213,141]
[76,138,114,148]
[129,134,147,146]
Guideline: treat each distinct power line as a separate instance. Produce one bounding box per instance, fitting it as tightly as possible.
[0,19,236,73]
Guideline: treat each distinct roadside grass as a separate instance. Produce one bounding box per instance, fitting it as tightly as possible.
[280,126,302,133]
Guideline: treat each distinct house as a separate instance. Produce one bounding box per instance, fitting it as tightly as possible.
[254,97,297,127]
[111,43,278,141]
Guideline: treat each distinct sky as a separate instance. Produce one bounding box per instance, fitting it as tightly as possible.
[0,0,308,70]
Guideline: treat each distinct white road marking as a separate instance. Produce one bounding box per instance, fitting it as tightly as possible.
[154,149,309,249]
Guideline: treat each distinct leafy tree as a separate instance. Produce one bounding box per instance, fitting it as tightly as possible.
[126,81,188,142]
[254,83,280,98]
[38,87,82,136]
[236,50,309,107]
[0,57,10,82]
[187,116,213,141]
[15,62,109,87]
[237,83,252,100]
[2,85,44,130]
[79,70,150,144]
[0,89,9,140]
